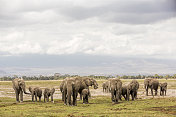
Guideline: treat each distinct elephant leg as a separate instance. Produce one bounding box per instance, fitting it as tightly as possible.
[87,95,89,104]
[35,93,38,102]
[62,91,64,101]
[39,96,41,102]
[63,91,67,105]
[160,89,162,96]
[51,95,54,103]
[146,87,148,96]
[165,90,166,96]
[47,96,49,102]
[20,90,23,102]
[72,91,77,106]
[32,93,34,102]
[83,96,85,104]
[80,93,82,100]
[155,89,157,96]
[151,88,153,96]
[44,95,46,102]
[135,91,138,99]
[15,90,20,102]
[111,91,114,102]
[88,90,91,98]
[131,92,134,100]
[119,95,122,101]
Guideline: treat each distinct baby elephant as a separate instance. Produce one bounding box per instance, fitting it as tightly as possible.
[29,87,42,102]
[82,89,89,104]
[44,88,55,103]
[121,86,127,100]
[160,82,167,96]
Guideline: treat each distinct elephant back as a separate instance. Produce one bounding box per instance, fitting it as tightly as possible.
[151,79,159,89]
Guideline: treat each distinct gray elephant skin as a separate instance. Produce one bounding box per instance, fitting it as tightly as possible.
[29,87,42,102]
[82,89,89,104]
[102,80,111,93]
[126,80,139,101]
[44,88,55,103]
[61,77,98,106]
[110,78,122,103]
[63,78,75,106]
[12,78,30,102]
[121,85,128,100]
[159,82,167,96]
[144,78,159,96]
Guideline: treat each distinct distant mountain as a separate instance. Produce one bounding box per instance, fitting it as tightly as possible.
[0,70,6,75]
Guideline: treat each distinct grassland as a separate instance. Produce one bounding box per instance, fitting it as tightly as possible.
[0,79,175,117]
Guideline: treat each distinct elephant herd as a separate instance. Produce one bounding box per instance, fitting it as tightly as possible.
[102,78,167,102]
[12,78,55,103]
[12,77,167,106]
[59,77,98,106]
[102,78,139,103]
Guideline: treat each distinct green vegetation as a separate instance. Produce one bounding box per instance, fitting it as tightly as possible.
[1,73,176,81]
[0,79,175,116]
[0,97,175,117]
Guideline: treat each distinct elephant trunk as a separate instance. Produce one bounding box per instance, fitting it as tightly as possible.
[127,89,130,101]
[67,88,72,105]
[22,84,30,94]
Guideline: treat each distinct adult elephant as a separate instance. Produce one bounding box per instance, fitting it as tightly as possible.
[12,78,30,102]
[144,78,159,96]
[126,80,139,101]
[63,78,76,106]
[110,78,122,103]
[61,77,98,106]
[60,78,67,101]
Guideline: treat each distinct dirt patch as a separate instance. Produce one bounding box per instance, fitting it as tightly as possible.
[146,106,176,115]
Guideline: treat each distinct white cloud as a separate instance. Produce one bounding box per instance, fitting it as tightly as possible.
[0,17,176,58]
[0,0,176,59]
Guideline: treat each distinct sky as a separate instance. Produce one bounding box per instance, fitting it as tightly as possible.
[0,0,176,76]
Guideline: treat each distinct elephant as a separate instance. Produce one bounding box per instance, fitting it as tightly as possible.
[159,82,167,96]
[77,77,98,101]
[60,78,67,101]
[102,80,111,93]
[62,78,75,106]
[44,88,55,103]
[12,78,30,102]
[29,87,42,102]
[144,78,159,96]
[102,82,106,92]
[82,89,89,104]
[61,77,98,106]
[120,85,128,100]
[110,78,122,103]
[126,80,139,101]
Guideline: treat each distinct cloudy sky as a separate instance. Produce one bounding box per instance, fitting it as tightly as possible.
[0,0,176,76]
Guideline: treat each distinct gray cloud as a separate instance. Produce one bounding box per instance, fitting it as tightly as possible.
[0,0,176,75]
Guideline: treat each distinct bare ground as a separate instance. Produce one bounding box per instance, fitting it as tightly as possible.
[0,80,175,101]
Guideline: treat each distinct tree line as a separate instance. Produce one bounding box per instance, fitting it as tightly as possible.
[0,74,176,81]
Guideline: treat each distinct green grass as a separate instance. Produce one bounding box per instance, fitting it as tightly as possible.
[0,79,175,117]
[0,97,175,117]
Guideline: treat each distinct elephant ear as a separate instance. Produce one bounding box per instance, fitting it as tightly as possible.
[51,88,55,94]
[18,79,22,85]
[29,87,32,92]
[159,83,161,87]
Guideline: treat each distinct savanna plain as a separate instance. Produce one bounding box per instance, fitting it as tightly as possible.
[0,79,175,117]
